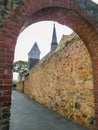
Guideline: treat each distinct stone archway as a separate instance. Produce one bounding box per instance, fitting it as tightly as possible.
[0,0,98,129]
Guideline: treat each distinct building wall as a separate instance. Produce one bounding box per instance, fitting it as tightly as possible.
[17,34,95,129]
[28,58,39,70]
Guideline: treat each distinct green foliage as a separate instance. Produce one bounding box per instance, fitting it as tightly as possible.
[12,83,16,88]
[13,60,29,76]
[12,82,17,90]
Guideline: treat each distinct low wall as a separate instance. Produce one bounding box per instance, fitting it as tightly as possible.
[17,34,95,129]
[16,82,24,92]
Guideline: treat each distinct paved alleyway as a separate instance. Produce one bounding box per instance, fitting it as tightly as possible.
[9,91,89,130]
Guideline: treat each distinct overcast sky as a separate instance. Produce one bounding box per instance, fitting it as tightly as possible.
[14,21,73,61]
[92,0,98,4]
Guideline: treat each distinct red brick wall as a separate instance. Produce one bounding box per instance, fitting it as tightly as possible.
[0,0,98,129]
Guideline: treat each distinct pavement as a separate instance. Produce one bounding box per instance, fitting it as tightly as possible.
[9,91,90,130]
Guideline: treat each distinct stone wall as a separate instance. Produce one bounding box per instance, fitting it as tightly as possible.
[16,82,24,92]
[0,106,10,130]
[17,34,95,129]
[0,85,11,130]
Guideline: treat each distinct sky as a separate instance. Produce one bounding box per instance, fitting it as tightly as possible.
[92,0,98,4]
[14,21,72,62]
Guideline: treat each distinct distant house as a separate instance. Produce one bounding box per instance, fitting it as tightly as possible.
[28,42,41,70]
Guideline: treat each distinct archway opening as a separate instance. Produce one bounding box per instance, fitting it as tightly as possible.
[11,19,95,129]
[13,21,73,81]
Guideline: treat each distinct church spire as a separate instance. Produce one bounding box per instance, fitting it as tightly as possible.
[50,23,58,52]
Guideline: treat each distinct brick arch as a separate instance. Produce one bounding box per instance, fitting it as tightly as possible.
[0,0,98,129]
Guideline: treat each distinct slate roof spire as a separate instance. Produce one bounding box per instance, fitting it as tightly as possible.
[28,42,41,59]
[50,23,58,52]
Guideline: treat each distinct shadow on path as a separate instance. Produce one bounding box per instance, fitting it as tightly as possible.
[9,91,90,130]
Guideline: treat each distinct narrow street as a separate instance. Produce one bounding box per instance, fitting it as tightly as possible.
[9,91,89,130]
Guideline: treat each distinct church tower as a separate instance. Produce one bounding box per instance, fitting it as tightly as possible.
[28,42,41,70]
[50,23,58,52]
